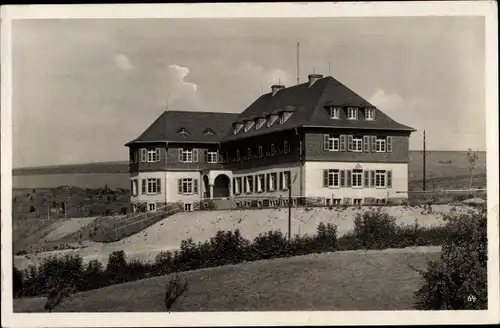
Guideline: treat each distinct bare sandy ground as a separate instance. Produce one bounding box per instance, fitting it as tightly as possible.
[13,205,469,270]
[41,217,97,242]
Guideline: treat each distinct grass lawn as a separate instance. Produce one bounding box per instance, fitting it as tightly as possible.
[14,246,441,312]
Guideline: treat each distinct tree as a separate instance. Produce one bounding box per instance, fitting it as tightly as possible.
[466,148,479,190]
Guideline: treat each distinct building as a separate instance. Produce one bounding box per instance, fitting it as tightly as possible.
[125,74,415,212]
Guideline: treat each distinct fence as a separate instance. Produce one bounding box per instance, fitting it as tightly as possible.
[402,188,487,205]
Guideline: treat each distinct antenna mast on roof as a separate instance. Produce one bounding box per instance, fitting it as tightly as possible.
[329,62,331,76]
[296,42,300,85]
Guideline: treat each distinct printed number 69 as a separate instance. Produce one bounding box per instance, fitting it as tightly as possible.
[467,295,477,302]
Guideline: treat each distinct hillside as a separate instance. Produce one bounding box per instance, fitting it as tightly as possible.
[13,246,441,312]
[13,204,463,270]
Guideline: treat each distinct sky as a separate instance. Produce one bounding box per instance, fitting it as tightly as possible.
[11,17,486,168]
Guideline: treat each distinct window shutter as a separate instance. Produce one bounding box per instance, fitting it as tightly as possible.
[364,171,369,187]
[279,172,283,190]
[194,179,198,193]
[340,135,347,151]
[130,180,134,194]
[347,135,353,151]
[204,150,208,162]
[193,149,199,162]
[266,174,270,192]
[387,136,393,152]
[157,178,161,194]
[370,170,375,187]
[141,149,147,162]
[323,134,329,150]
[347,170,352,187]
[387,171,392,187]
[363,136,370,152]
[178,149,183,162]
[340,170,345,187]
[323,170,329,187]
[371,136,377,152]
[178,179,182,194]
[155,148,160,160]
[232,178,236,195]
[142,179,146,194]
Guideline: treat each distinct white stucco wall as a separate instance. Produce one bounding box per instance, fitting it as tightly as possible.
[165,171,202,204]
[303,161,409,200]
[130,171,168,204]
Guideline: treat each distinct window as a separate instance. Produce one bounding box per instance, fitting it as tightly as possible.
[268,173,278,191]
[247,148,252,160]
[233,177,242,195]
[148,203,156,212]
[178,148,198,163]
[352,137,363,152]
[324,134,340,151]
[258,146,263,158]
[352,169,363,187]
[365,108,375,120]
[236,149,240,161]
[267,115,279,127]
[244,120,255,132]
[283,140,290,153]
[256,118,266,129]
[131,179,138,196]
[147,148,160,162]
[184,203,193,211]
[323,169,340,187]
[146,178,161,194]
[205,150,218,164]
[270,144,275,156]
[375,170,387,187]
[256,174,265,193]
[329,107,340,119]
[376,138,386,152]
[333,198,341,205]
[347,107,358,120]
[353,199,362,206]
[280,171,291,190]
[178,178,198,194]
[279,112,293,124]
[233,123,243,135]
[245,176,253,194]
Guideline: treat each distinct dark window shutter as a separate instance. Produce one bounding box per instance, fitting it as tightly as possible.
[155,148,160,161]
[266,174,270,192]
[340,170,345,187]
[371,136,377,152]
[178,179,182,194]
[130,180,134,194]
[370,170,375,187]
[347,170,352,187]
[323,134,329,150]
[178,149,183,162]
[157,178,161,194]
[204,150,208,162]
[363,136,370,152]
[193,149,199,162]
[340,135,346,151]
[364,171,369,187]
[194,179,198,193]
[323,170,328,187]
[387,171,392,187]
[347,135,353,151]
[387,136,393,152]
[142,179,146,194]
[232,178,236,194]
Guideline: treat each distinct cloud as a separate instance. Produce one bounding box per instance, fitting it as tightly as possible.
[113,54,135,71]
[368,89,405,112]
[166,64,202,110]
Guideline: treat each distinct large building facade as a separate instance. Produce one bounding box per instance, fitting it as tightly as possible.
[125,74,415,211]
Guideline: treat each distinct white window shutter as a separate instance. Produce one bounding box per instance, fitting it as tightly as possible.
[193,149,199,162]
[387,171,393,187]
[340,135,346,151]
[177,179,182,194]
[363,136,370,152]
[155,148,160,160]
[323,170,328,187]
[194,179,198,193]
[371,136,377,152]
[157,178,161,194]
[347,135,353,152]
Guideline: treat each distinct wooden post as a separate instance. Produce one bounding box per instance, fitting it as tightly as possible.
[288,183,292,240]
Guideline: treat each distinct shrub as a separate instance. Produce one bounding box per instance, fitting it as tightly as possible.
[250,230,290,260]
[414,207,487,310]
[13,267,23,298]
[315,222,338,252]
[164,274,188,311]
[353,209,398,249]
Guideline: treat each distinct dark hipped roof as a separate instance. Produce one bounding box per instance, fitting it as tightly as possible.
[221,76,415,142]
[125,110,239,146]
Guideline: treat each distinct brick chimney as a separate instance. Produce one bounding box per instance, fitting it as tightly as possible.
[271,84,285,95]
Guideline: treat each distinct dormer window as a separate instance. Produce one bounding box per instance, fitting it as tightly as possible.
[347,107,358,120]
[255,117,266,130]
[329,107,340,119]
[266,114,279,127]
[244,120,255,132]
[203,128,215,135]
[177,128,190,137]
[279,111,293,124]
[233,123,243,135]
[365,108,375,120]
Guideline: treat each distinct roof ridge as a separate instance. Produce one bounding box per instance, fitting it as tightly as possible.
[165,109,239,115]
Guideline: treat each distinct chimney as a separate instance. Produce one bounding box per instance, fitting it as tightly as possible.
[308,74,323,85]
[271,84,285,95]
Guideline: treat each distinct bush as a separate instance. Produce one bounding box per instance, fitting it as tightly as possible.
[414,207,487,310]
[353,209,398,249]
[164,274,188,311]
[13,267,23,297]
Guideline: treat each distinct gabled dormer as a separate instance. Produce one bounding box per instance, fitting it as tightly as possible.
[177,127,190,138]
[328,106,341,119]
[364,107,375,120]
[347,107,358,120]
[244,119,255,132]
[278,105,295,124]
[232,122,244,135]
[203,128,216,135]
[266,113,279,127]
[255,117,266,130]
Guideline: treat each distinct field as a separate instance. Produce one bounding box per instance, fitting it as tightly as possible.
[13,204,466,271]
[12,150,487,189]
[13,246,441,312]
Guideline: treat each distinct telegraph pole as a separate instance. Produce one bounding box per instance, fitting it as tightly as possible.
[423,130,426,191]
[288,179,292,240]
[296,42,300,85]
